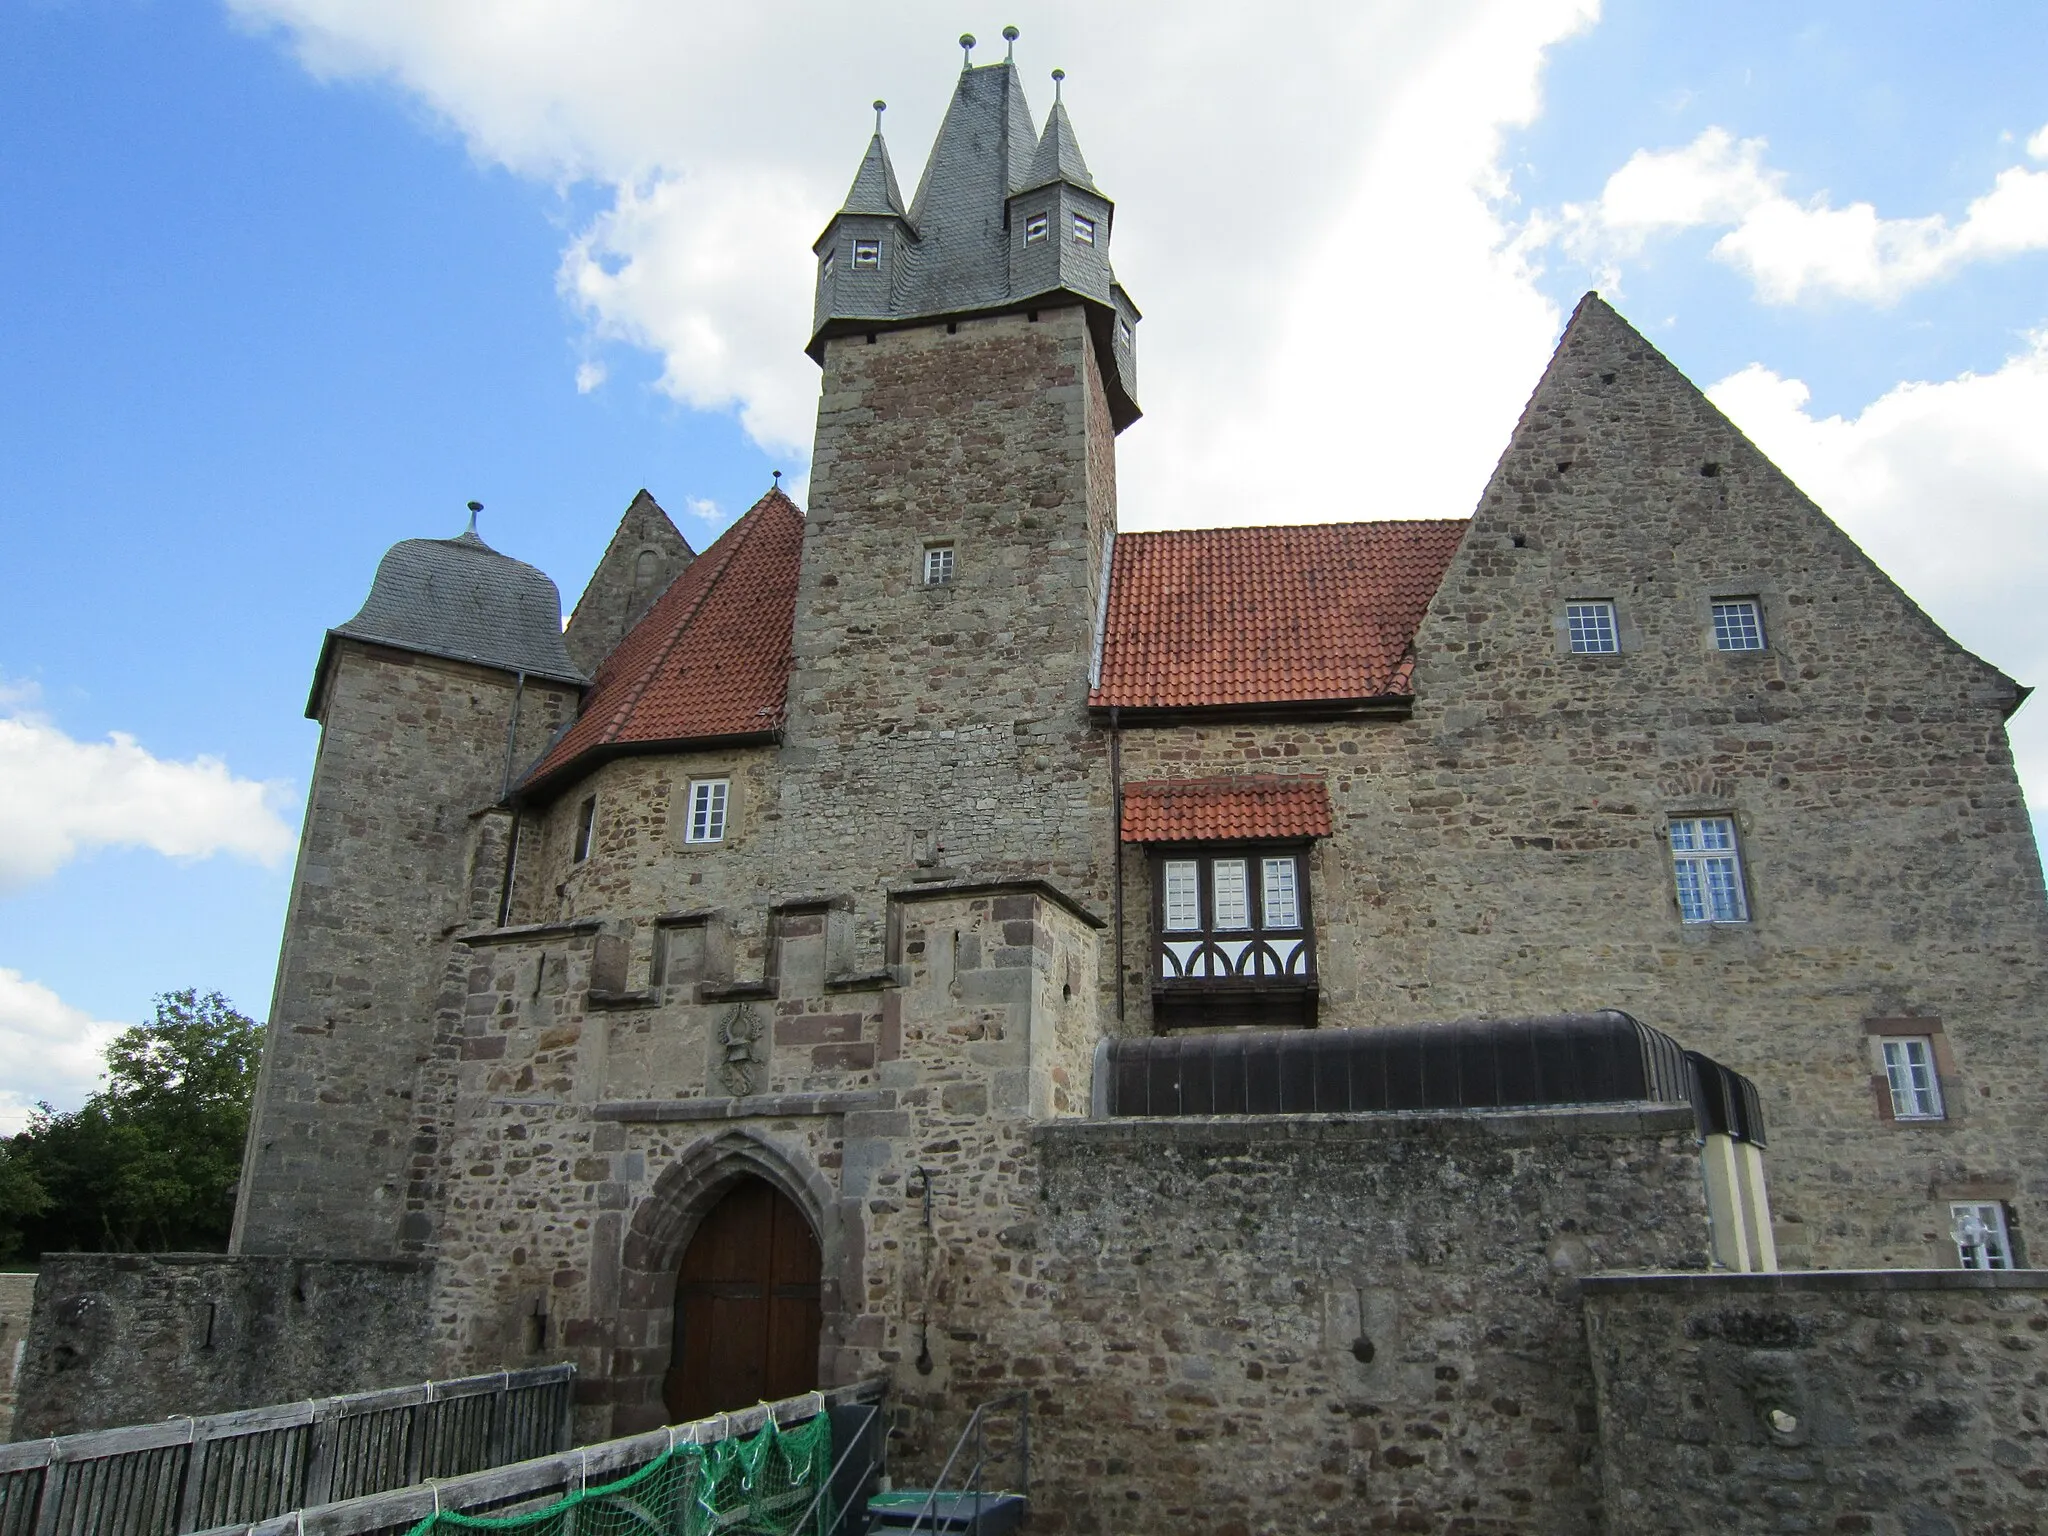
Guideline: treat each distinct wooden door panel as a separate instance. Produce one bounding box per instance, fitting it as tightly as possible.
[664,1176,821,1424]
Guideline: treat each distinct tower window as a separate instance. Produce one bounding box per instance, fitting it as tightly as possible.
[686,779,729,844]
[1024,211,1049,244]
[1880,1037,1944,1120]
[1712,598,1766,651]
[1117,317,1134,347]
[820,250,835,283]
[1072,214,1096,245]
[1951,1202,2015,1270]
[1668,816,1748,923]
[573,796,597,863]
[922,544,955,585]
[852,240,880,270]
[1565,601,1618,654]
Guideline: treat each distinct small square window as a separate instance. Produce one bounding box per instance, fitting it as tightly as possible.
[1072,214,1096,245]
[1024,211,1049,244]
[1881,1038,1944,1120]
[573,795,597,863]
[1566,601,1619,654]
[820,250,835,283]
[1669,816,1748,923]
[922,545,955,586]
[1713,598,1766,652]
[686,779,729,844]
[1117,317,1134,347]
[852,240,880,270]
[1951,1202,2014,1270]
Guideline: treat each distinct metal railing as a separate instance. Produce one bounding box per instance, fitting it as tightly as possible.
[201,1381,884,1536]
[900,1392,1029,1535]
[0,1364,574,1536]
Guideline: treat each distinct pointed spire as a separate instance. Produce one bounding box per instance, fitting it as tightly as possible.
[1021,83,1096,193]
[837,115,908,220]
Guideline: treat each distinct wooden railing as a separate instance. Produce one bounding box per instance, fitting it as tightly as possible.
[0,1364,574,1536]
[200,1381,886,1536]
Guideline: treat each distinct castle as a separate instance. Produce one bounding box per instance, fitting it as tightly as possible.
[21,40,2048,1533]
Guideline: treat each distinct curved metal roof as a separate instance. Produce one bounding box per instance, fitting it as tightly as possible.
[1098,1010,1763,1145]
[309,529,583,716]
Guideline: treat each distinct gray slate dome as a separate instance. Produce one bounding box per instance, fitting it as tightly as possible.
[309,527,583,716]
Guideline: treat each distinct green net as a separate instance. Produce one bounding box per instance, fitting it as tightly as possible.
[405,1411,835,1536]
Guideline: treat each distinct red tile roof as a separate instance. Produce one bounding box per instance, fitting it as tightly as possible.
[523,490,803,793]
[1091,521,1467,711]
[1121,775,1334,844]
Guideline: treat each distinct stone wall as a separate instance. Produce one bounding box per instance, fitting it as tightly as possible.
[394,883,1101,1443]
[235,643,577,1259]
[10,1255,432,1438]
[1009,1106,1708,1536]
[1583,1269,2048,1534]
[1108,298,2048,1271]
[0,1271,33,1440]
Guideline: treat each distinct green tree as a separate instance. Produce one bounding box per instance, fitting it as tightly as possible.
[1,989,263,1261]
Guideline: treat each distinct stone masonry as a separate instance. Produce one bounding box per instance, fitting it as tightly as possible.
[235,643,577,1257]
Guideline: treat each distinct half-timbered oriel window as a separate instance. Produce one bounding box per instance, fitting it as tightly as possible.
[1151,843,1317,1029]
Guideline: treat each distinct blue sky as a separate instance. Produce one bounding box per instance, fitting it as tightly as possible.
[2,0,2044,1124]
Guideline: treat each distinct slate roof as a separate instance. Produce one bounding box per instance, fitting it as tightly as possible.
[310,527,582,716]
[1091,521,1467,712]
[900,61,1040,317]
[1120,775,1334,844]
[521,489,804,793]
[1019,100,1095,194]
[840,132,909,219]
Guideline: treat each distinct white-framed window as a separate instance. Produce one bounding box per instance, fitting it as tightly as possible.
[922,544,955,585]
[1162,860,1201,930]
[1072,213,1096,245]
[1713,598,1766,652]
[1024,211,1049,244]
[1951,1202,2014,1270]
[1117,317,1134,347]
[1261,857,1301,929]
[1566,601,1619,654]
[1669,816,1748,923]
[820,250,835,284]
[852,239,881,270]
[573,795,597,863]
[1211,859,1251,930]
[686,779,729,844]
[1881,1037,1944,1120]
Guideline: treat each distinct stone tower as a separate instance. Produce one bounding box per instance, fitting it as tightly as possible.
[785,50,1140,956]
[232,524,585,1256]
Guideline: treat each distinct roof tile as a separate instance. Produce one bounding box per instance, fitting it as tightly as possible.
[1092,521,1466,710]
[523,489,803,792]
[1121,776,1334,844]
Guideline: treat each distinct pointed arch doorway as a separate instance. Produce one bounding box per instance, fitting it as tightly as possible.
[663,1175,823,1423]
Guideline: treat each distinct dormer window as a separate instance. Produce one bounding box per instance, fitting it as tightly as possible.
[1024,211,1049,244]
[1072,214,1096,245]
[852,240,881,270]
[820,250,835,283]
[1117,318,1134,347]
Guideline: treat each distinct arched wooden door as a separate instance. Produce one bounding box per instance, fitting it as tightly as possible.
[664,1176,822,1423]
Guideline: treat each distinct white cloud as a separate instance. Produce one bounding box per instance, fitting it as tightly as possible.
[1708,334,2048,819]
[2029,123,2048,161]
[0,692,296,894]
[1561,128,2048,304]
[228,0,1598,523]
[0,970,123,1132]
[683,497,721,523]
[574,359,607,393]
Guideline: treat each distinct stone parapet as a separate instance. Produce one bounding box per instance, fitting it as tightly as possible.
[11,1255,433,1438]
[1583,1268,2048,1533]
